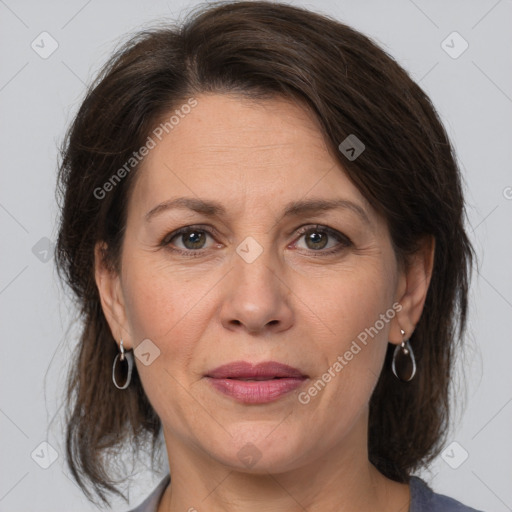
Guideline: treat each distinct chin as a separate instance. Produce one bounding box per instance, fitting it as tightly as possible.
[199,426,306,474]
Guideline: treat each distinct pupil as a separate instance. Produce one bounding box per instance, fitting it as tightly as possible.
[307,231,327,249]
[184,231,204,249]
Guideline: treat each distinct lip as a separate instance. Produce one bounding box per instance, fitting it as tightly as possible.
[206,360,307,379]
[205,361,308,404]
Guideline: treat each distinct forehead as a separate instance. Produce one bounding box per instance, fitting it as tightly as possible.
[129,93,372,219]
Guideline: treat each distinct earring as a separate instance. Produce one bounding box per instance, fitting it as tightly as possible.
[112,338,134,389]
[391,329,416,382]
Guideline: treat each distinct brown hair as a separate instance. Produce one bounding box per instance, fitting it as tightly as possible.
[55,0,475,507]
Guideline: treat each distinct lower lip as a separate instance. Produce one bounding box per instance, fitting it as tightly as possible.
[205,377,306,404]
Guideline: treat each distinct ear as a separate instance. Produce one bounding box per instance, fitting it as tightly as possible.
[389,235,435,344]
[94,241,132,350]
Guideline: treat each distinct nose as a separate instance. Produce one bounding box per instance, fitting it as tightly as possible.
[219,247,294,335]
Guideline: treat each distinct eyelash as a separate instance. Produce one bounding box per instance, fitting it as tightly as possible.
[160,224,353,258]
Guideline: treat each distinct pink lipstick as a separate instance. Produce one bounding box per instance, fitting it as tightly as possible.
[205,361,307,404]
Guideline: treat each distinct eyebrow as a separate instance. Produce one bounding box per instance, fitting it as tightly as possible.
[144,197,371,226]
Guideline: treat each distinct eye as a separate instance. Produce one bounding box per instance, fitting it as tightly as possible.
[293,225,352,255]
[161,225,216,254]
[160,224,352,258]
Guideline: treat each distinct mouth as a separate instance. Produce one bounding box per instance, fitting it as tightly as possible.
[204,361,308,404]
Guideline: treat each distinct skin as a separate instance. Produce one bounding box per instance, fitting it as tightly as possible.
[95,94,434,512]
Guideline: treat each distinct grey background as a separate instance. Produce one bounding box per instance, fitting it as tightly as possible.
[1,0,511,511]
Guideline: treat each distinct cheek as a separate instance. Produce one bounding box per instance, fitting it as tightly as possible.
[303,261,396,402]
[122,267,175,341]
[120,255,206,414]
[120,250,204,341]
[315,264,395,343]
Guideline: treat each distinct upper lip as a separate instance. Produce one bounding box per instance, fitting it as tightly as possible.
[206,361,307,379]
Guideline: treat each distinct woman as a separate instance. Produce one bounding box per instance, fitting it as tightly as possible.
[55,1,482,511]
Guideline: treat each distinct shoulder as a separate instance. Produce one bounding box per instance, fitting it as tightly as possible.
[124,474,170,512]
[409,475,486,512]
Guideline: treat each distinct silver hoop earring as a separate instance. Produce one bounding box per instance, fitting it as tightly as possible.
[391,329,416,382]
[112,339,134,390]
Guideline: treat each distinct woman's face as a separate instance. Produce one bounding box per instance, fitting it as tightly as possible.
[97,93,425,474]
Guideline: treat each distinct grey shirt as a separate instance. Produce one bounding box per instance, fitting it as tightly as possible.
[125,473,485,512]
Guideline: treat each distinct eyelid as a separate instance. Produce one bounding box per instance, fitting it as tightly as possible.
[293,224,351,241]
